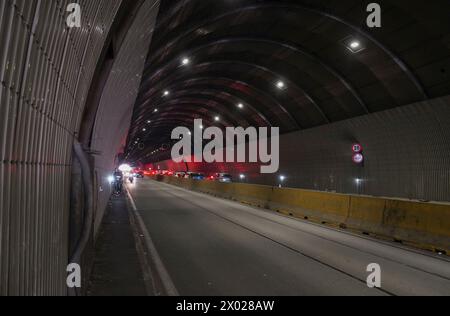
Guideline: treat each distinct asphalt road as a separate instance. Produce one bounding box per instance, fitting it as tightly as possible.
[127,179,450,296]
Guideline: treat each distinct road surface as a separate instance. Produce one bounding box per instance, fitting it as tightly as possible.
[127,179,450,296]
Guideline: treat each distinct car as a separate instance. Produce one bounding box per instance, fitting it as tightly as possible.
[214,173,233,183]
[175,172,186,178]
[189,173,205,180]
[134,171,144,178]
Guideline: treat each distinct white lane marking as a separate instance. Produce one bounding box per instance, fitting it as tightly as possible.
[126,187,179,296]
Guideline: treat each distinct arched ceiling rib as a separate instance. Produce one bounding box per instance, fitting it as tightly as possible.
[126,0,450,163]
[145,1,427,98]
[135,94,255,126]
[132,76,296,133]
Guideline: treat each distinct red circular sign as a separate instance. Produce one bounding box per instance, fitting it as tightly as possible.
[352,153,364,164]
[352,144,363,153]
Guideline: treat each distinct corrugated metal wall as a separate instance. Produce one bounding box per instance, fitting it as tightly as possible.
[90,0,160,237]
[0,0,122,296]
[277,96,450,202]
[151,96,450,202]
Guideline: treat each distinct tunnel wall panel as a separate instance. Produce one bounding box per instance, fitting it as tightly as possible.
[90,0,160,237]
[149,96,450,202]
[0,0,122,295]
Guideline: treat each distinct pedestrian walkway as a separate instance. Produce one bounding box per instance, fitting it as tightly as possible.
[87,194,148,296]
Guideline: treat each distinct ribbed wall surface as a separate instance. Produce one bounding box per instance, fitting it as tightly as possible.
[277,96,450,201]
[0,0,122,296]
[91,0,160,235]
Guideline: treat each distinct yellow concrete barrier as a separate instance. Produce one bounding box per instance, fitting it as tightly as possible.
[150,176,450,254]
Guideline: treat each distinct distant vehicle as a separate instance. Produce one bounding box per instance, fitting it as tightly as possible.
[175,172,186,178]
[214,173,233,183]
[189,173,205,180]
[134,171,144,178]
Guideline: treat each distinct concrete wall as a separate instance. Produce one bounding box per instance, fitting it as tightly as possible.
[149,95,450,202]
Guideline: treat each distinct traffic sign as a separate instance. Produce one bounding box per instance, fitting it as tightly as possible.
[352,144,363,153]
[352,153,364,164]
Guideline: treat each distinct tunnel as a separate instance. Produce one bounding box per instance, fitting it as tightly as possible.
[0,0,449,298]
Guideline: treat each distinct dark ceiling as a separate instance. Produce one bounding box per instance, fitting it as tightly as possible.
[125,0,450,163]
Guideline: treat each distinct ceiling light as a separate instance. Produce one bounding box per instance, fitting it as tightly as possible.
[182,57,190,65]
[342,36,365,53]
[154,109,158,113]
[214,116,220,122]
[163,90,170,96]
[350,41,360,49]
[276,81,285,89]
[237,103,244,109]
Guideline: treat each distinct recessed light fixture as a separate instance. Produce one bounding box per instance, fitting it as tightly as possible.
[342,36,366,53]
[142,128,147,132]
[196,28,210,36]
[181,57,190,65]
[276,81,285,89]
[214,116,220,122]
[237,103,244,109]
[163,90,170,96]
[350,41,360,49]
[154,109,158,113]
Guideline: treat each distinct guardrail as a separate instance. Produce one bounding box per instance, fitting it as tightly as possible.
[151,175,450,255]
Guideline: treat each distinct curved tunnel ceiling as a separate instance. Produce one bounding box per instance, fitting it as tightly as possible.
[126,0,450,163]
